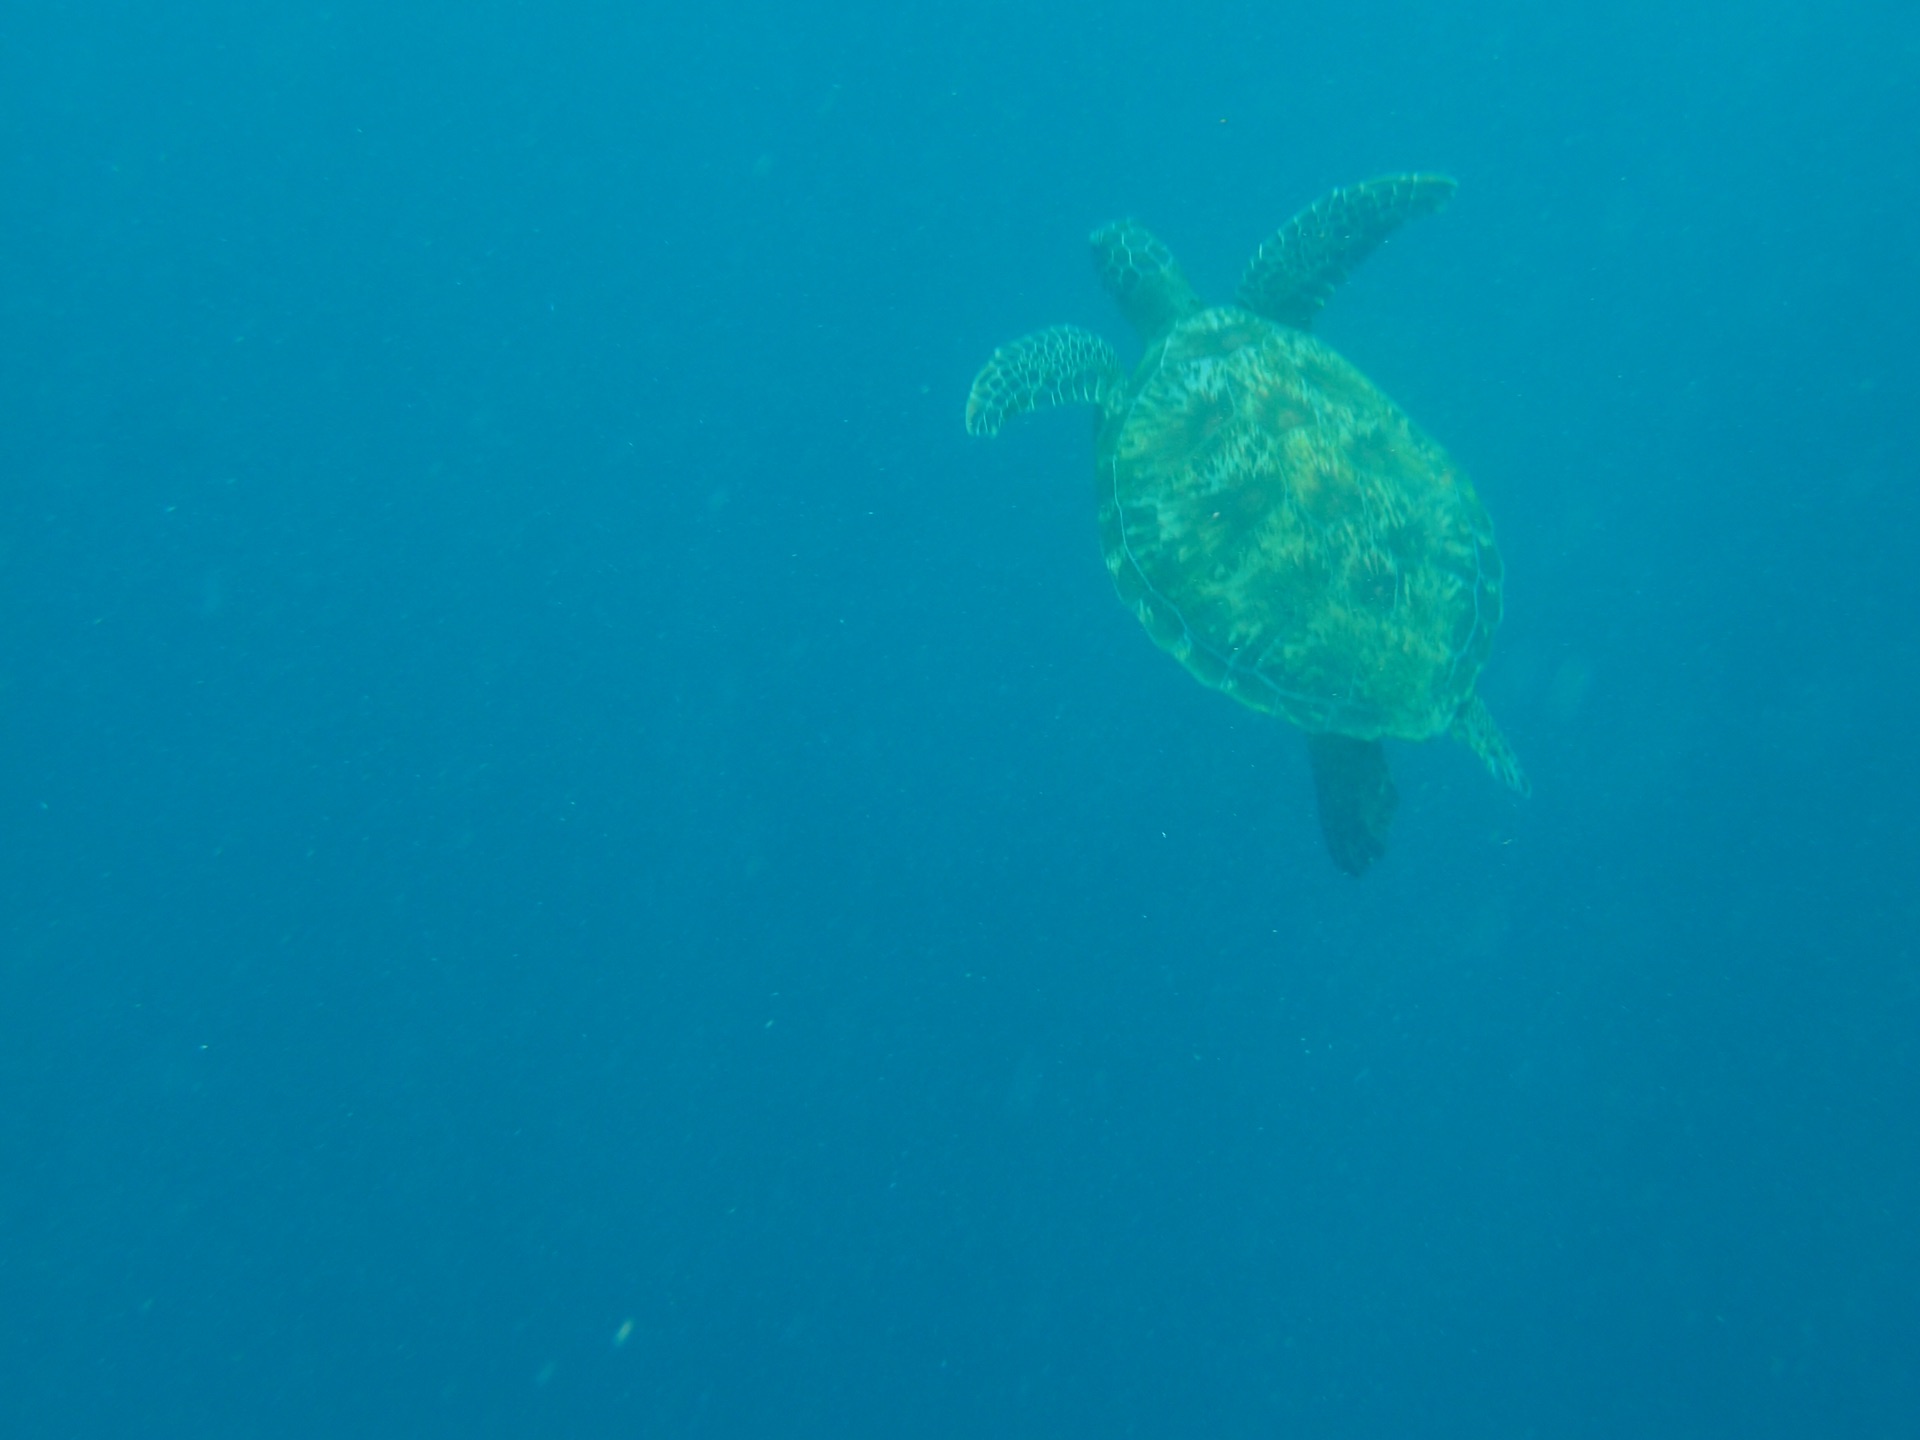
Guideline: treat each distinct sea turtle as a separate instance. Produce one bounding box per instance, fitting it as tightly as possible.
[965,174,1527,874]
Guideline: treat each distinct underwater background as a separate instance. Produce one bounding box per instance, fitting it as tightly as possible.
[2,1,1916,1435]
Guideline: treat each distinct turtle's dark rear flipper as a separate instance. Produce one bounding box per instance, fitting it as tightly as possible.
[1306,734,1398,876]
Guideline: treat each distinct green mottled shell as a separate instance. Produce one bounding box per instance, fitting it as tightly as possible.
[1096,306,1501,740]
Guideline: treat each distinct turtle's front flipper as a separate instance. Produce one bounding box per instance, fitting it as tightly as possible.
[1306,734,1398,877]
[965,326,1124,437]
[1238,174,1458,330]
[1452,694,1530,797]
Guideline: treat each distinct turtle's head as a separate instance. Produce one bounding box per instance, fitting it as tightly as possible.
[1090,220,1205,344]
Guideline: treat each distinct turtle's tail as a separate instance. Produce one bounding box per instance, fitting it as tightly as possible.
[1305,734,1397,877]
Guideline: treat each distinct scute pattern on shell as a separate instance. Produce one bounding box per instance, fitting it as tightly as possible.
[1095,306,1501,739]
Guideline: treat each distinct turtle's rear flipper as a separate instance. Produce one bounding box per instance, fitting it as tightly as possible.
[1306,734,1398,877]
[1451,694,1530,797]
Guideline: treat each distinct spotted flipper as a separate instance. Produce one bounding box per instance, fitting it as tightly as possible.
[1237,174,1459,330]
[1452,694,1530,797]
[965,325,1124,437]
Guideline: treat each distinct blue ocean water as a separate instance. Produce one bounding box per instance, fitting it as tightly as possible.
[2,1,1915,1434]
